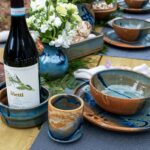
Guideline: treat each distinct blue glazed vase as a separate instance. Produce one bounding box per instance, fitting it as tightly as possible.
[39,44,68,78]
[77,3,95,26]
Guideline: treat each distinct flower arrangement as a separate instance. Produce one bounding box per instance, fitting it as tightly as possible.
[27,0,82,48]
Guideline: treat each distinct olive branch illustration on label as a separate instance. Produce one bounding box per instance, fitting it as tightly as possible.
[6,71,34,91]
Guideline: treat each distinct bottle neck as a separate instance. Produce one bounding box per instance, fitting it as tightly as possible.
[10,0,27,29]
[11,0,24,8]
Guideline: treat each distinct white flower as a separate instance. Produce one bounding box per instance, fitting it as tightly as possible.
[31,0,47,11]
[26,16,36,27]
[40,23,49,33]
[50,5,54,12]
[66,3,78,14]
[48,14,55,23]
[56,5,67,17]
[53,17,62,28]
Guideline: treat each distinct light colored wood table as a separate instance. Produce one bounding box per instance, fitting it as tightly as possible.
[0,48,150,150]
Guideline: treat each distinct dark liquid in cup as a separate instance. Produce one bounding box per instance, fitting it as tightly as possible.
[53,96,81,110]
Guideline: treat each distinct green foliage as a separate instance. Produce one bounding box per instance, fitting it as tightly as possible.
[41,58,89,95]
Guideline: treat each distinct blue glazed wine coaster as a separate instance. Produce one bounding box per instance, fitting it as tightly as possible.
[74,82,150,132]
[48,129,82,143]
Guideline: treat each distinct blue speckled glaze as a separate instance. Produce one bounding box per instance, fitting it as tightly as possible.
[75,82,150,132]
[0,87,50,128]
[77,4,95,26]
[39,44,68,78]
[48,94,83,142]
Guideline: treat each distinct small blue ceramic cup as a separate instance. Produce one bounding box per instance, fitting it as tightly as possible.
[48,94,84,143]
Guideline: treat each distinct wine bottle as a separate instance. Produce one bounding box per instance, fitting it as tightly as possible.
[3,0,40,108]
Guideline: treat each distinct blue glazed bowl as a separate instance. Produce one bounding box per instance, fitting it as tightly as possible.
[39,44,69,79]
[0,87,50,128]
[90,69,150,115]
[113,18,150,42]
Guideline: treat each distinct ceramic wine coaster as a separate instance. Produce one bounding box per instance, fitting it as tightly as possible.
[74,82,150,133]
[118,1,150,13]
[104,29,150,49]
[48,129,82,144]
[0,87,50,128]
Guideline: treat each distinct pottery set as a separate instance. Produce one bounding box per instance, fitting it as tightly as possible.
[48,94,84,143]
[75,81,150,132]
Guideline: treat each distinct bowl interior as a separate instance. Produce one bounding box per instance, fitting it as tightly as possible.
[92,69,150,99]
[113,19,150,29]
[51,95,82,111]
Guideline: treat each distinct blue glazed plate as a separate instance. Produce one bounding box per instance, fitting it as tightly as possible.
[118,1,150,13]
[48,129,82,143]
[74,82,150,132]
[104,29,150,49]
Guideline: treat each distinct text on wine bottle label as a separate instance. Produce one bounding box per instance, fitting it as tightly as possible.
[4,64,40,109]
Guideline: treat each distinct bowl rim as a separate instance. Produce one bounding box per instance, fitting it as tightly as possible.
[112,18,150,30]
[90,68,150,100]
[48,94,84,112]
[0,86,50,110]
[93,4,117,12]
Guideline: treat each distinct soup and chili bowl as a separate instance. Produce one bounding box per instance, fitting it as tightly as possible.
[89,69,150,115]
[112,18,150,42]
[125,0,149,9]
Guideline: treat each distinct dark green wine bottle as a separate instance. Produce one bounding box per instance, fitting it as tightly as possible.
[4,0,40,108]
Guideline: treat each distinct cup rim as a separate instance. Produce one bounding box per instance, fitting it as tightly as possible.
[113,18,150,30]
[48,94,84,112]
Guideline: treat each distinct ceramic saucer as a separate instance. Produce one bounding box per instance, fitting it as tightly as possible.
[74,82,150,132]
[118,1,150,13]
[48,129,82,143]
[104,28,150,49]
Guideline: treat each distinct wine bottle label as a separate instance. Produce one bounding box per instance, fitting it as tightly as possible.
[4,64,40,109]
[11,8,25,16]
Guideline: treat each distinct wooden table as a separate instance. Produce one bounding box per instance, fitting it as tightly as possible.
[1,48,150,150]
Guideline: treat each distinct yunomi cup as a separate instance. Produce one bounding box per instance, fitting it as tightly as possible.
[112,18,150,42]
[125,0,149,8]
[48,94,84,143]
